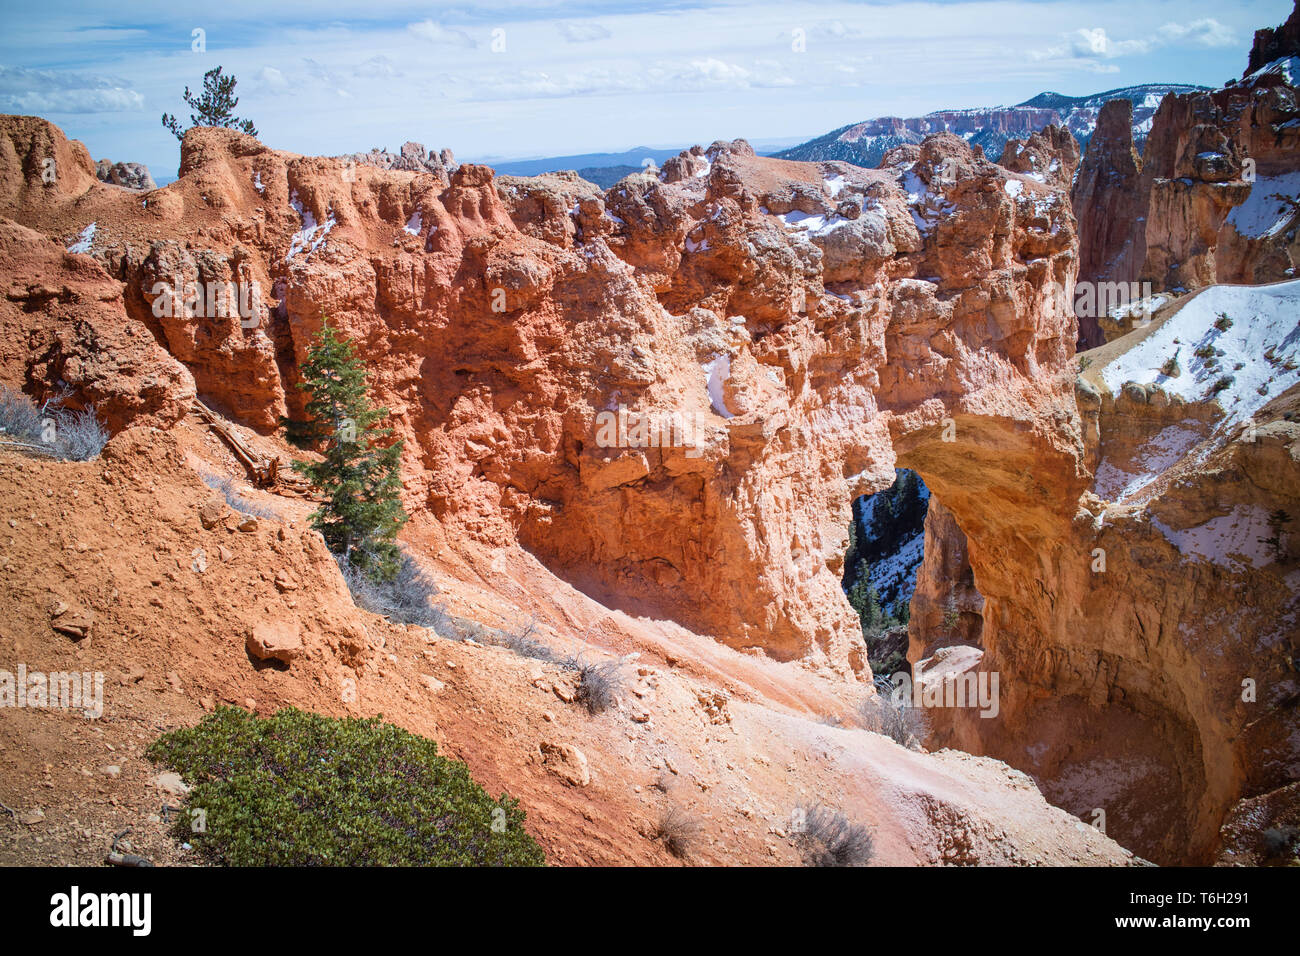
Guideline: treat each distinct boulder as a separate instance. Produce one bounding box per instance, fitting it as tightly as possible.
[246,620,303,664]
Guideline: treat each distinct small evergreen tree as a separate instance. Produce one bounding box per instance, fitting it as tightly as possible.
[290,318,407,582]
[162,66,258,141]
[847,575,897,637]
[894,600,910,626]
[1259,509,1291,562]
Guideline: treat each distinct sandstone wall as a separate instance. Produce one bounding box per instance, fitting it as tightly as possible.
[2,115,1296,863]
[1072,60,1300,305]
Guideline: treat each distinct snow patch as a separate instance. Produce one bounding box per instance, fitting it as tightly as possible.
[287,191,335,261]
[1100,280,1300,432]
[1151,505,1275,572]
[867,531,925,601]
[899,169,954,236]
[1092,423,1205,501]
[823,173,848,198]
[1225,171,1300,240]
[702,353,734,419]
[66,223,96,254]
[1246,55,1300,85]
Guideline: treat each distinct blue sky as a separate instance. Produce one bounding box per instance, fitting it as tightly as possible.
[0,0,1292,181]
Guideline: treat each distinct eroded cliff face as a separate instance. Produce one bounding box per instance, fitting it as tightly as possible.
[911,279,1300,864]
[1,113,1295,865]
[0,117,1080,677]
[907,498,983,662]
[1073,35,1300,310]
[1071,99,1144,348]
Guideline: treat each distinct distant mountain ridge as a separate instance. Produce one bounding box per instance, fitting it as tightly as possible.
[773,83,1210,170]
[485,146,683,180]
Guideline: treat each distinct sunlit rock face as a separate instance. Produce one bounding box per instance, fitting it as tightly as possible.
[3,113,1297,864]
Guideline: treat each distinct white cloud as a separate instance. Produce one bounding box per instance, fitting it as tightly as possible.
[1159,18,1234,48]
[1034,15,1236,68]
[354,55,402,78]
[1070,27,1150,58]
[1,0,1265,183]
[0,65,144,113]
[253,66,290,94]
[407,19,477,48]
[814,20,865,40]
[557,21,611,43]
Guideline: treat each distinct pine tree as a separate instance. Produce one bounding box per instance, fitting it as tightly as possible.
[895,600,910,626]
[162,66,258,141]
[290,319,407,582]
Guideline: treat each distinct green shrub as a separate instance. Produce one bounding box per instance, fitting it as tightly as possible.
[1214,312,1233,332]
[147,706,545,866]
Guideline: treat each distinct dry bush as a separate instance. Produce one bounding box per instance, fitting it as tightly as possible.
[335,552,450,633]
[654,804,700,859]
[795,804,874,867]
[857,676,929,750]
[565,657,623,715]
[497,619,558,662]
[0,385,108,461]
[201,472,280,520]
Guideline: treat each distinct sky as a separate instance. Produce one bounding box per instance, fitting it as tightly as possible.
[0,0,1292,181]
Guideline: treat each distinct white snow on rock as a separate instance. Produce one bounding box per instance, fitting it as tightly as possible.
[899,167,954,236]
[67,223,96,254]
[1225,171,1300,240]
[1100,280,1300,432]
[702,353,734,418]
[823,173,848,198]
[776,208,851,237]
[1108,293,1169,327]
[403,210,422,236]
[1151,504,1275,572]
[1092,423,1205,501]
[253,171,264,194]
[287,191,336,262]
[1246,55,1300,85]
[1003,179,1024,197]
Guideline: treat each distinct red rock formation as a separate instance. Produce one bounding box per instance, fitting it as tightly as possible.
[0,219,194,430]
[907,498,983,663]
[2,113,1296,865]
[0,116,1080,669]
[1073,43,1299,302]
[1246,0,1300,76]
[998,125,1079,191]
[1070,99,1145,347]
